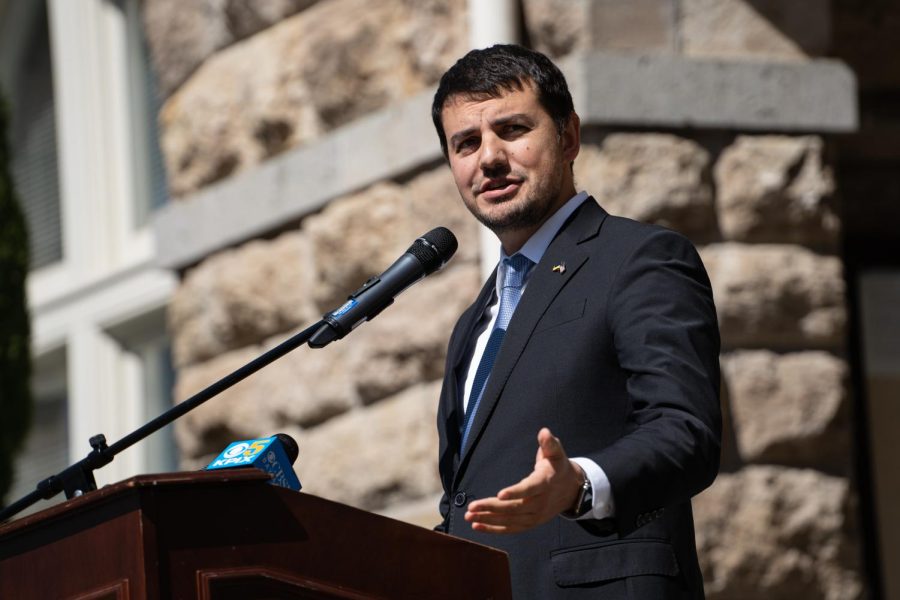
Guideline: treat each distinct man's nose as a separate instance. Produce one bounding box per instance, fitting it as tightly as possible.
[479,135,508,172]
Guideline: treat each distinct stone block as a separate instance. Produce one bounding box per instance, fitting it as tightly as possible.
[172,261,479,460]
[722,351,850,470]
[158,0,466,197]
[173,336,356,460]
[142,0,233,100]
[142,0,319,99]
[297,0,466,130]
[346,264,481,404]
[296,381,443,511]
[588,0,677,52]
[523,0,592,58]
[700,243,845,350]
[694,466,862,599]
[680,0,831,61]
[169,231,317,367]
[572,53,858,133]
[223,0,320,39]
[174,345,270,459]
[525,0,676,58]
[159,22,322,198]
[304,166,479,312]
[576,134,716,240]
[715,135,839,248]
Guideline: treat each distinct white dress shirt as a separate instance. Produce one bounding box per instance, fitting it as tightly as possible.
[460,191,615,520]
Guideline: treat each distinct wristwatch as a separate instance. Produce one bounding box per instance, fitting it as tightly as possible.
[563,475,593,518]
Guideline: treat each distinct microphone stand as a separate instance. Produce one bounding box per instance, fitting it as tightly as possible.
[0,319,327,523]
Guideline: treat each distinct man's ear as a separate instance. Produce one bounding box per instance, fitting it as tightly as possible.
[562,112,581,163]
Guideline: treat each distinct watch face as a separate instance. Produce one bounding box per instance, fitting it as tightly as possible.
[564,478,593,519]
[578,484,593,517]
[579,489,594,514]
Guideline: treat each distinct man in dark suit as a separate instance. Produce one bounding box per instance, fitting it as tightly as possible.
[430,45,721,598]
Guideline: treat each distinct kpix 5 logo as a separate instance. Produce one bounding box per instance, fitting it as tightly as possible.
[207,438,271,468]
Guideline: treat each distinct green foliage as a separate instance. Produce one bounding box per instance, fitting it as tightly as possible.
[0,89,33,506]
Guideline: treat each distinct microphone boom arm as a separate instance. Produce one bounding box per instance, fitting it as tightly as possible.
[1,226,457,522]
[0,319,326,523]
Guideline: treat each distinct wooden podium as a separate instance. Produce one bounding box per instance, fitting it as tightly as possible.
[0,469,511,599]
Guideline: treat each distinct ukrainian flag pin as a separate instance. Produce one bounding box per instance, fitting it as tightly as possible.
[552,262,566,274]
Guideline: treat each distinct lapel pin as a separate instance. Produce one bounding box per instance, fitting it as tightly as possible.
[552,262,566,274]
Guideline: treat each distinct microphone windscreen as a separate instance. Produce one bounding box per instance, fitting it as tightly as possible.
[274,432,299,464]
[410,227,458,275]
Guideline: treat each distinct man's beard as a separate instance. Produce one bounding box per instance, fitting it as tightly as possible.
[469,173,563,236]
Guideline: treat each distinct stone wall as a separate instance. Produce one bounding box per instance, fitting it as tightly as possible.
[524,0,830,60]
[147,0,863,596]
[148,0,467,198]
[149,0,835,202]
[579,132,861,598]
[168,165,481,527]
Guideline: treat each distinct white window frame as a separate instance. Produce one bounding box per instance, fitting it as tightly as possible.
[2,0,176,491]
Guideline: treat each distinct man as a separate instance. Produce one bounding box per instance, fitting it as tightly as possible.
[431,44,721,598]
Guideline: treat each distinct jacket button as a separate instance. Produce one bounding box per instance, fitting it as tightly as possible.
[453,492,467,507]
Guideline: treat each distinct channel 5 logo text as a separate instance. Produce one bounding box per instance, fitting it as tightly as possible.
[208,438,269,468]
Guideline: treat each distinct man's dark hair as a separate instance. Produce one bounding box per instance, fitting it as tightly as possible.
[431,44,575,157]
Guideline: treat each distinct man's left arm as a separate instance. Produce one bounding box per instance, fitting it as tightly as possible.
[466,228,721,534]
[593,228,721,534]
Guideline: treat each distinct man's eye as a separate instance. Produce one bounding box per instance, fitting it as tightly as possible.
[457,138,478,152]
[503,124,528,136]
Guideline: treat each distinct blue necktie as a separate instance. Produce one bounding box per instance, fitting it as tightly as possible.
[461,254,534,449]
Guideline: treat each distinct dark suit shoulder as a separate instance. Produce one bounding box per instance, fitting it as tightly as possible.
[597,210,699,251]
[584,210,706,283]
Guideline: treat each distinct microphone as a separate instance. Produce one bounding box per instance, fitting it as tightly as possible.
[308,227,458,348]
[205,433,301,491]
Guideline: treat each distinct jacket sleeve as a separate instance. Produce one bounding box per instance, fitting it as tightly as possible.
[592,227,721,535]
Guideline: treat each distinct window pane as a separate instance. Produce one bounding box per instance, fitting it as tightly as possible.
[9,4,62,271]
[121,0,168,228]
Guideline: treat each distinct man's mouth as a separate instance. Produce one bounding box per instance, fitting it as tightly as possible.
[479,179,522,199]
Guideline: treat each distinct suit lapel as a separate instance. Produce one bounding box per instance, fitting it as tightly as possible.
[449,269,497,375]
[456,199,608,473]
[440,268,497,472]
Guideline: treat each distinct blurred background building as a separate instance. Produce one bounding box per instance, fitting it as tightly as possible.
[1,0,898,597]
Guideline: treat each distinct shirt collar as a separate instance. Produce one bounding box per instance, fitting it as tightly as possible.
[500,190,590,266]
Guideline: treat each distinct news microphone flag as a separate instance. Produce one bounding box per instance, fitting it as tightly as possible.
[205,435,301,491]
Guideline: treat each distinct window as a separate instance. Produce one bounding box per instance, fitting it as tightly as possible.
[117,0,168,228]
[107,308,178,475]
[7,3,62,270]
[1,0,177,513]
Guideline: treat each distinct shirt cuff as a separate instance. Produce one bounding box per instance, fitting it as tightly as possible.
[570,457,615,520]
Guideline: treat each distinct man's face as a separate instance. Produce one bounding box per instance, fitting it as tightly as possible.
[440,83,579,250]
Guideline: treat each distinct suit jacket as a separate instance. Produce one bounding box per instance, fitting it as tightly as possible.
[435,199,721,599]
